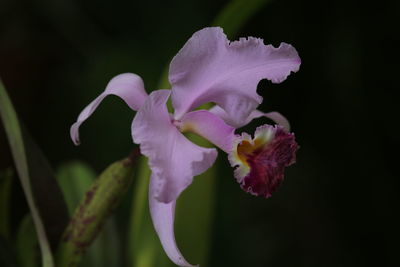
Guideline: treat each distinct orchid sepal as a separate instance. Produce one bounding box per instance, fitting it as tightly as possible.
[70,73,147,145]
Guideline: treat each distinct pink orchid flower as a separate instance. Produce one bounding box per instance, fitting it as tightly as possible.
[70,27,300,267]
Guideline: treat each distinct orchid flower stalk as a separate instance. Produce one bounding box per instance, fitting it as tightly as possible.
[70,27,300,267]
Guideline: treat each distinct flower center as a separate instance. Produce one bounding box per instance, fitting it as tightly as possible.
[236,138,267,167]
[171,119,183,130]
[229,125,298,198]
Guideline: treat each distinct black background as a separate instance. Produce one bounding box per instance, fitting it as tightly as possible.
[1,0,399,266]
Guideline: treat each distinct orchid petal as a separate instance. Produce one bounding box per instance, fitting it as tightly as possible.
[132,90,217,203]
[209,105,291,131]
[149,175,197,267]
[180,110,235,153]
[170,27,301,124]
[70,73,148,145]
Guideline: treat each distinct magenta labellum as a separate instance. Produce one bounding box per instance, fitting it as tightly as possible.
[229,125,298,198]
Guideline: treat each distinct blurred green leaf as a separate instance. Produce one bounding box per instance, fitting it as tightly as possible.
[0,79,69,252]
[16,215,39,267]
[56,161,121,267]
[128,157,168,267]
[212,0,269,38]
[57,161,97,214]
[0,168,13,240]
[0,235,17,267]
[172,137,216,266]
[0,79,54,267]
[22,127,69,250]
[56,155,137,267]
[85,219,121,267]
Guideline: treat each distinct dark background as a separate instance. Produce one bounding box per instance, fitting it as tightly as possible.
[1,0,399,266]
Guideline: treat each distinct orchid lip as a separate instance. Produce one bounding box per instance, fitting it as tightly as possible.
[229,124,298,198]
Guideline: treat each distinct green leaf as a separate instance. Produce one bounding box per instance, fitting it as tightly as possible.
[0,168,13,240]
[15,215,40,267]
[56,155,137,267]
[212,0,269,38]
[22,127,69,250]
[84,219,121,267]
[0,233,17,267]
[56,161,121,267]
[0,79,54,267]
[56,161,97,214]
[128,157,167,267]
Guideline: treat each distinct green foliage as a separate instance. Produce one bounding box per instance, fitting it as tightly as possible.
[212,0,269,38]
[56,156,137,267]
[0,168,13,240]
[16,215,40,267]
[0,79,55,267]
[57,161,97,214]
[0,169,15,267]
[56,161,121,267]
[128,157,165,267]
[22,127,69,250]
[172,162,217,266]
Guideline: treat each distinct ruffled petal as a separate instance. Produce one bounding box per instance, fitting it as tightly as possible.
[180,110,235,153]
[209,105,290,131]
[149,175,197,267]
[70,73,148,145]
[132,90,217,203]
[170,27,300,124]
